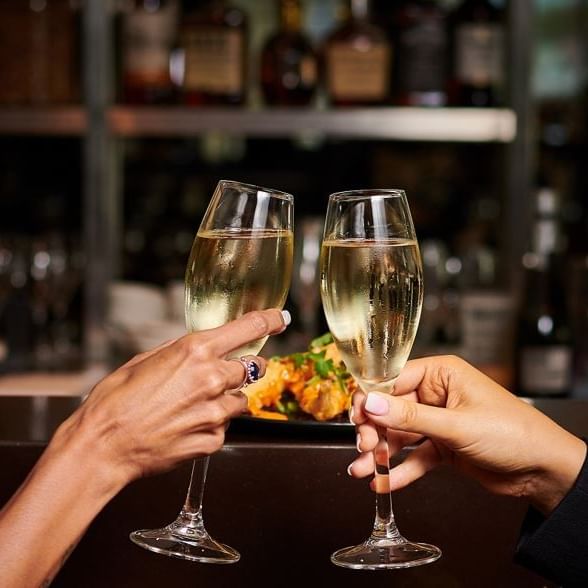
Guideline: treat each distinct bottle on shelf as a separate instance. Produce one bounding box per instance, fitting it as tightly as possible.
[260,0,318,107]
[179,0,248,106]
[393,0,448,107]
[323,0,392,106]
[0,0,80,105]
[120,0,179,104]
[449,0,505,107]
[516,186,574,398]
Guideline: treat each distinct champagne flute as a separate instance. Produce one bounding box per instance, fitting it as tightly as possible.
[130,180,293,563]
[320,189,441,569]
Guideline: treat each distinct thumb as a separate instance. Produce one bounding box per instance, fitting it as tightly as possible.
[363,392,457,443]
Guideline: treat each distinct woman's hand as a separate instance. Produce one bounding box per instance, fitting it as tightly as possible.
[55,308,289,487]
[349,355,586,515]
[0,308,288,587]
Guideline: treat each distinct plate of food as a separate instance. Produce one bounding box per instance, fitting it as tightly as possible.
[239,333,356,431]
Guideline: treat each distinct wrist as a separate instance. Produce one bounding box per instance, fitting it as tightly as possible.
[46,411,132,503]
[528,432,587,516]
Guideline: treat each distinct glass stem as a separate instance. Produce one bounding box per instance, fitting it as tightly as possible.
[370,426,404,543]
[170,457,210,538]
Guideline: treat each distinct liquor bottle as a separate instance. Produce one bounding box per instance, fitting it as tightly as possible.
[260,0,318,106]
[449,0,504,107]
[324,0,392,106]
[180,0,248,106]
[516,188,573,398]
[121,0,179,104]
[393,0,448,107]
[0,0,80,105]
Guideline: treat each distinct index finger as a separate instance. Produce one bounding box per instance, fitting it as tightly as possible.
[204,309,289,357]
[392,358,429,397]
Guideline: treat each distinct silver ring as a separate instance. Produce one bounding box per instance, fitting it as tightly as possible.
[232,355,261,389]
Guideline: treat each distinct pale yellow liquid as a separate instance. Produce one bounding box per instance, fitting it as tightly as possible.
[185,228,293,357]
[320,238,423,393]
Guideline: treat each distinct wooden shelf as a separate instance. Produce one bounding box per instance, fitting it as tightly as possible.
[0,106,516,142]
[0,107,87,136]
[109,106,517,143]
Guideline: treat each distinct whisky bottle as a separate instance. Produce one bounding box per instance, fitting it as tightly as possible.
[324,0,392,106]
[516,188,573,397]
[393,0,448,107]
[449,0,505,107]
[260,0,318,106]
[180,0,248,106]
[121,0,179,104]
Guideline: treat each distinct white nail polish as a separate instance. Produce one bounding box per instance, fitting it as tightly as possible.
[346,464,353,476]
[348,406,354,424]
[356,433,362,453]
[281,309,292,326]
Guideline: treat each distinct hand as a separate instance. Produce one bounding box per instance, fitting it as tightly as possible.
[52,308,289,488]
[0,309,288,587]
[349,355,586,515]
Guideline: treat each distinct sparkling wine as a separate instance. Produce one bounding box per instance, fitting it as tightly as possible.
[320,238,423,393]
[185,228,293,356]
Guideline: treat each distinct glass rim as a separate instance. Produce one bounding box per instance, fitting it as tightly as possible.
[218,179,294,202]
[328,188,406,202]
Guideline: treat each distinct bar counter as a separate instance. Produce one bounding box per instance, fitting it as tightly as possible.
[2,396,587,587]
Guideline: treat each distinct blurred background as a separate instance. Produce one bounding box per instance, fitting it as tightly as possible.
[0,0,586,399]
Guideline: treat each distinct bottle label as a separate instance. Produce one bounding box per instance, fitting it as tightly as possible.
[300,56,318,87]
[398,21,446,93]
[183,28,244,94]
[455,24,503,86]
[326,42,391,101]
[520,346,573,395]
[124,3,178,79]
[460,292,514,365]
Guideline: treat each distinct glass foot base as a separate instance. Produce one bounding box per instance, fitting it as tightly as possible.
[331,538,441,570]
[130,527,240,564]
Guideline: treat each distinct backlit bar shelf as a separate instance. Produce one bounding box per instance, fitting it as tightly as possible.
[0,107,87,136]
[109,106,517,143]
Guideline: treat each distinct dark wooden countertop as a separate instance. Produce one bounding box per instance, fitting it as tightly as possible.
[1,397,587,587]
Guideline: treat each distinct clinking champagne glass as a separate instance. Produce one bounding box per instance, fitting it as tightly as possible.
[320,189,441,569]
[130,180,293,563]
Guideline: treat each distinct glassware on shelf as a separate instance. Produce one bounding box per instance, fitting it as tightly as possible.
[320,188,441,569]
[120,0,179,104]
[130,180,293,563]
[323,0,392,106]
[260,0,318,107]
[0,232,84,374]
[0,237,34,373]
[179,0,248,106]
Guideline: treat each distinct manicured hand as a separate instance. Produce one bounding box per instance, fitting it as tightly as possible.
[56,308,289,485]
[348,355,586,515]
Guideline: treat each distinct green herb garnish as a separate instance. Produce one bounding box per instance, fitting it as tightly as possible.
[310,332,334,349]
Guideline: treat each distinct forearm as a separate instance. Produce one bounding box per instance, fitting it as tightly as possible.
[0,417,128,587]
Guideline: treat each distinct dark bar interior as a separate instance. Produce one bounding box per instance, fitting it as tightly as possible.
[0,0,587,586]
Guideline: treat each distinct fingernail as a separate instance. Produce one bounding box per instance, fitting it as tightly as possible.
[364,393,389,416]
[348,406,355,424]
[356,433,362,452]
[281,309,291,326]
[346,464,353,476]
